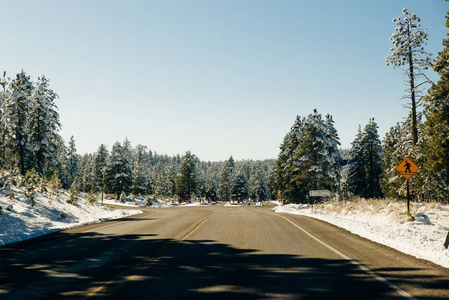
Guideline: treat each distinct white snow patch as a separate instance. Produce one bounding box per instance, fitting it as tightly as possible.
[0,187,141,246]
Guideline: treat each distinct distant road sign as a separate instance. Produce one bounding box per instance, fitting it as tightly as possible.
[309,190,331,197]
[396,157,419,180]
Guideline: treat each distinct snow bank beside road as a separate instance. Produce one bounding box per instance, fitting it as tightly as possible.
[274,200,449,269]
[0,187,141,247]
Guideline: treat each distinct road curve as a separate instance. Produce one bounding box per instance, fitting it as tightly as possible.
[0,203,448,299]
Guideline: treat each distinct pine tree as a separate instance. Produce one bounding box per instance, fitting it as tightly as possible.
[386,8,432,145]
[27,75,61,178]
[0,71,10,166]
[104,141,133,199]
[66,136,79,188]
[381,123,403,198]
[132,145,149,196]
[232,169,249,200]
[218,156,235,201]
[290,110,340,201]
[274,116,302,202]
[195,164,207,200]
[360,119,383,198]
[205,163,220,193]
[92,144,109,192]
[249,162,268,201]
[324,114,342,191]
[176,151,198,197]
[346,126,366,197]
[1,70,33,175]
[422,10,449,201]
[72,154,94,192]
[290,111,325,198]
[55,136,69,189]
[347,119,383,198]
[154,162,168,198]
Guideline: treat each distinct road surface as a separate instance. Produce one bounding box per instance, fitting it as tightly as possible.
[1,203,448,299]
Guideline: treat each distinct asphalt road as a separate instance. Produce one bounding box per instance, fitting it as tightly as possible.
[1,203,448,299]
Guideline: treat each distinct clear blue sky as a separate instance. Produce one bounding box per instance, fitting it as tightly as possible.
[1,1,447,161]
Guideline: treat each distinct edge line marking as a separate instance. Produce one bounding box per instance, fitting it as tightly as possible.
[277,214,417,300]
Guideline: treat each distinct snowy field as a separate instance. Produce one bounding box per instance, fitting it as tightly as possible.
[0,187,142,246]
[273,199,449,269]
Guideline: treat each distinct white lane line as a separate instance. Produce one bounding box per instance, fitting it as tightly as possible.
[278,214,418,300]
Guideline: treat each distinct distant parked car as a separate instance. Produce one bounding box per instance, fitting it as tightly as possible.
[255,202,262,207]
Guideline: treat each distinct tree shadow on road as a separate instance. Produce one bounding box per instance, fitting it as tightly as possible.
[1,233,448,299]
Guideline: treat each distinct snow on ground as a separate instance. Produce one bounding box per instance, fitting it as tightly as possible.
[0,186,142,247]
[274,199,449,269]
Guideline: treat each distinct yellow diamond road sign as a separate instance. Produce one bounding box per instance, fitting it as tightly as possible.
[396,157,419,180]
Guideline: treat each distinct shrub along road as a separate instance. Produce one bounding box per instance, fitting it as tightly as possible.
[0,203,448,299]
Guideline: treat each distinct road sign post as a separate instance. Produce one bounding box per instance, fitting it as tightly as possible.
[309,190,331,197]
[308,190,331,209]
[395,157,419,214]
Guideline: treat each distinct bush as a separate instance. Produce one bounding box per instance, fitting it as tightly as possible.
[48,173,62,200]
[67,187,79,205]
[87,190,97,205]
[38,177,47,193]
[0,168,15,189]
[23,169,39,207]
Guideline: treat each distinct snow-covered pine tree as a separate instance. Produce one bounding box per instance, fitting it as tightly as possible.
[360,118,383,198]
[274,115,302,202]
[132,145,149,196]
[265,167,276,201]
[381,123,403,198]
[91,144,109,193]
[290,109,339,201]
[422,10,449,202]
[218,156,235,201]
[176,150,198,197]
[72,154,94,192]
[1,70,34,175]
[347,119,383,198]
[153,162,167,198]
[27,75,61,178]
[249,161,268,201]
[386,8,432,145]
[55,136,70,189]
[66,136,79,188]
[232,169,249,201]
[346,126,366,197]
[167,158,178,198]
[195,163,207,200]
[122,138,133,165]
[104,141,133,199]
[0,71,10,165]
[153,158,178,200]
[324,114,342,192]
[205,162,220,193]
